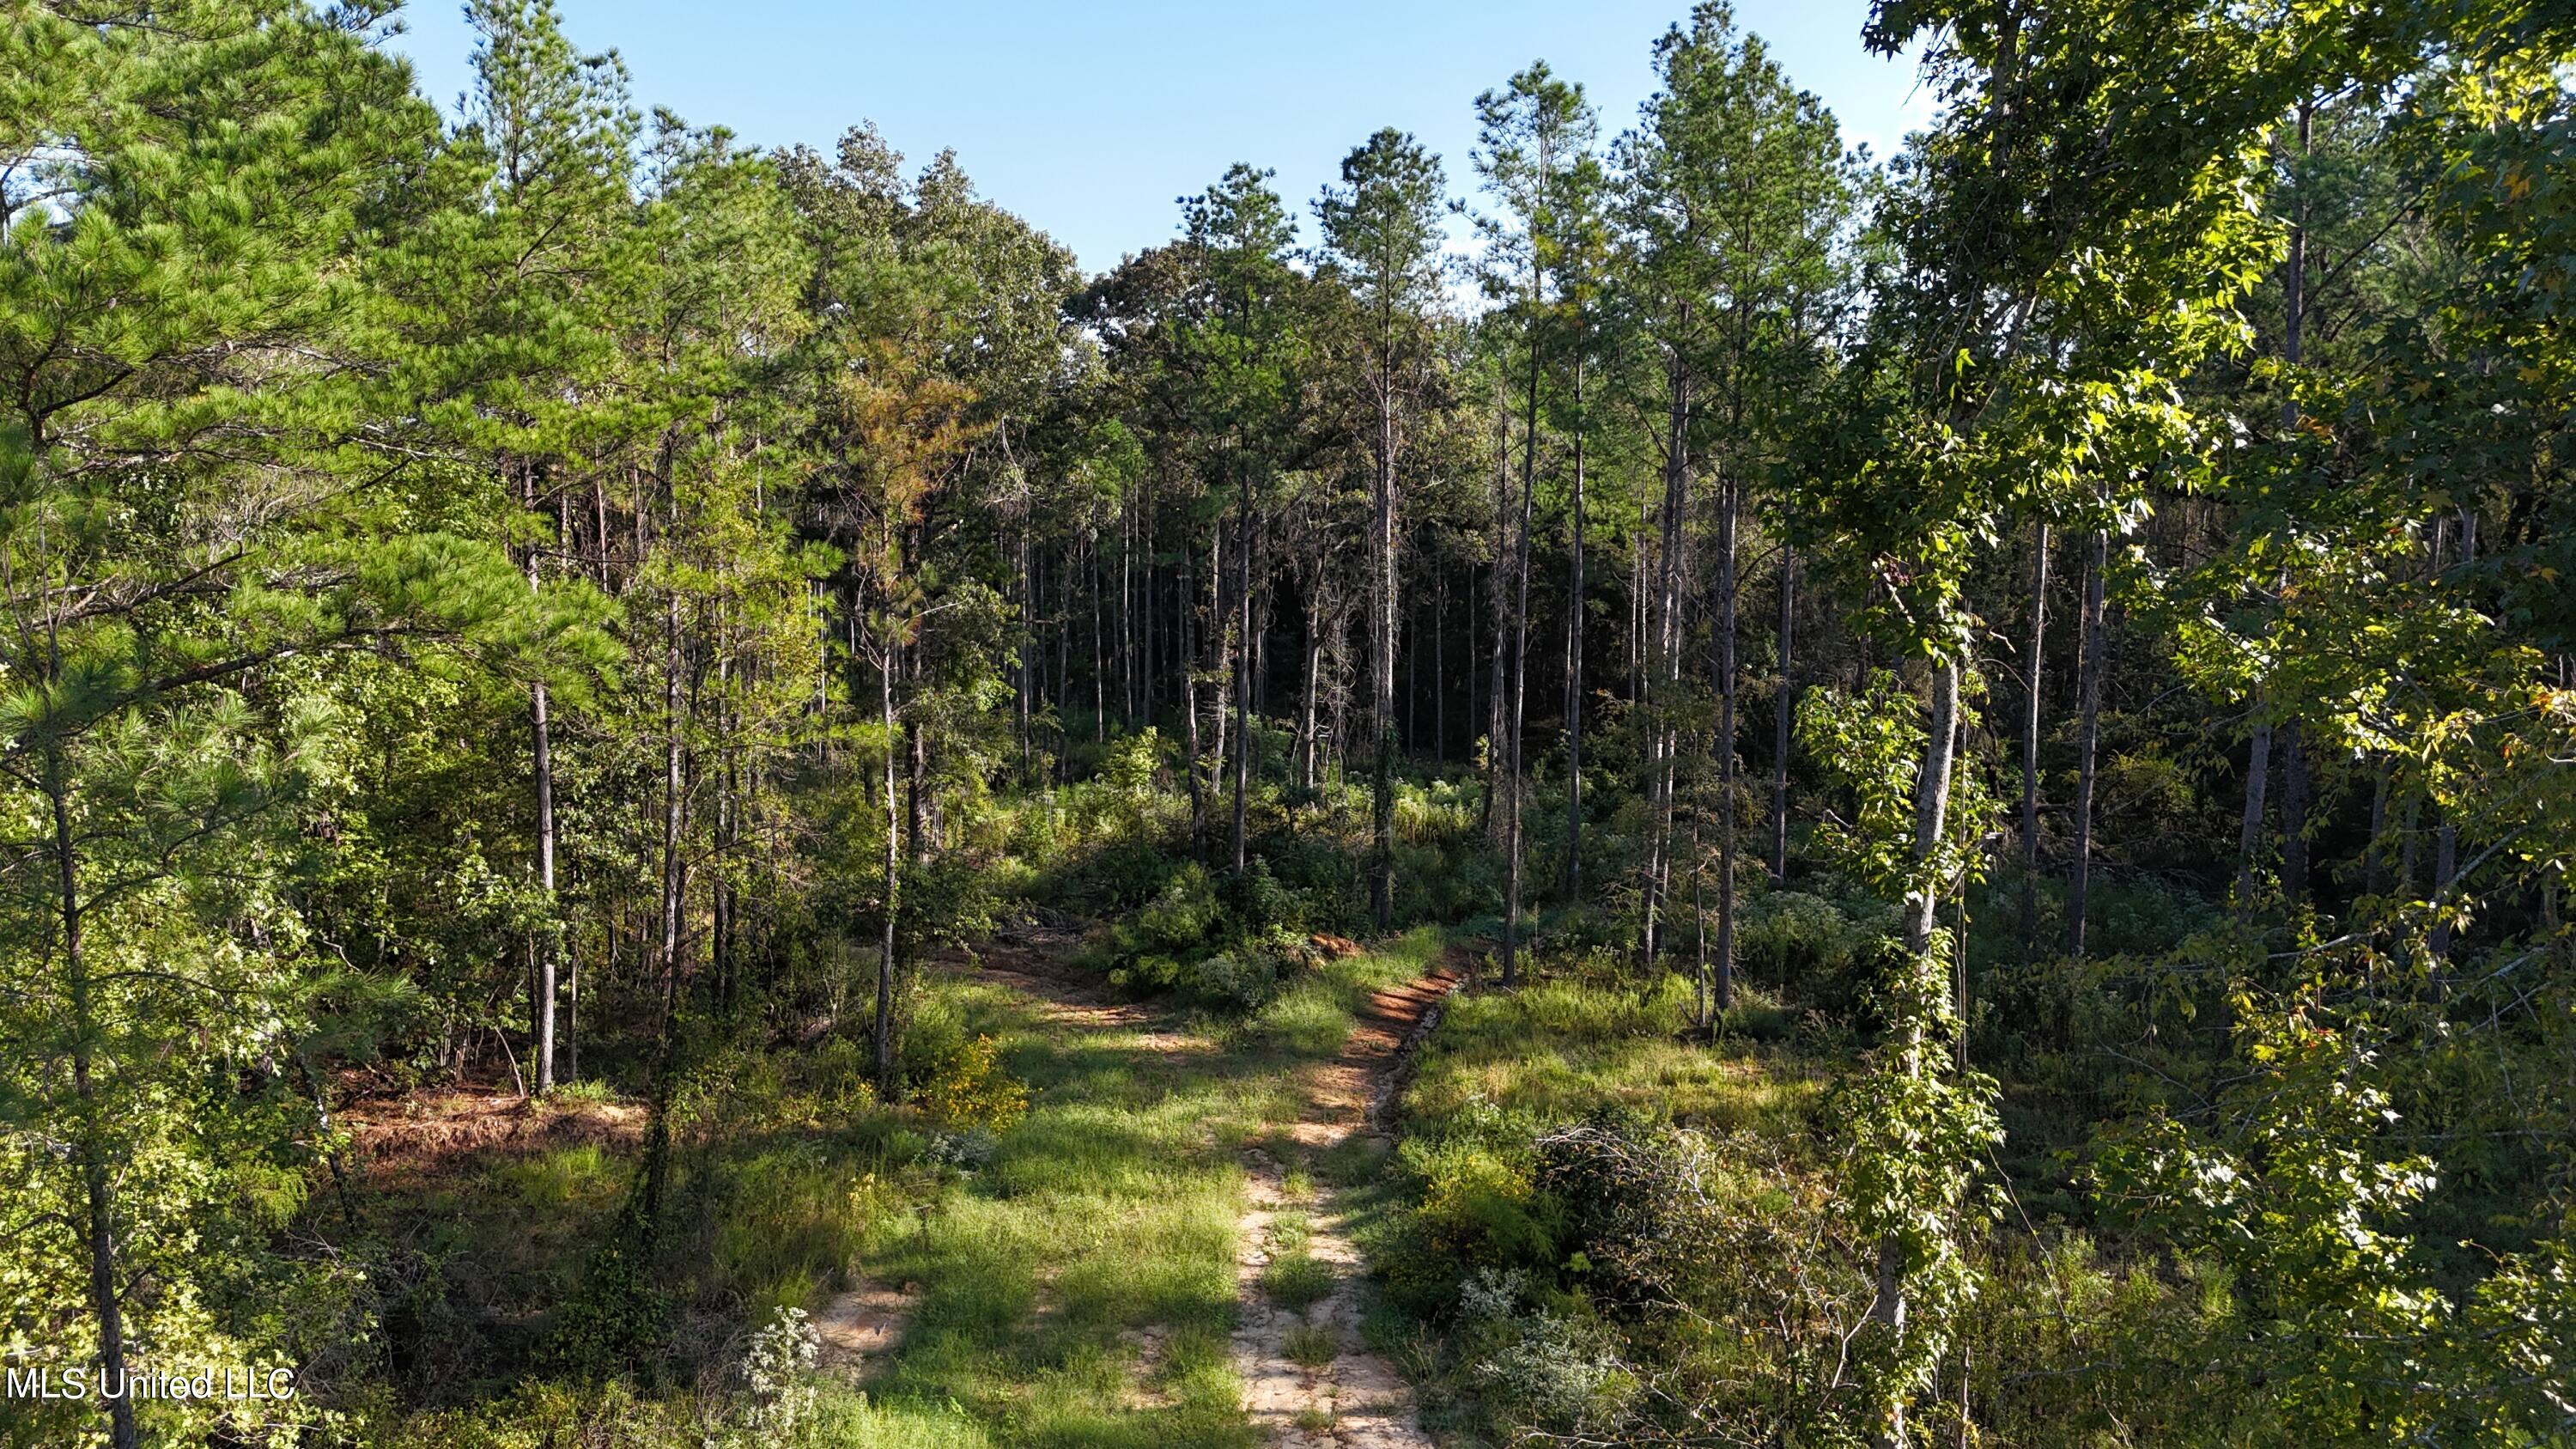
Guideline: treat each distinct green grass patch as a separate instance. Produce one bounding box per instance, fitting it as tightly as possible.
[1260,1252,1336,1313]
[1283,1321,1340,1368]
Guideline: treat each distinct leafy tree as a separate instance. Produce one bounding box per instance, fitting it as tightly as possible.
[0,4,564,1442]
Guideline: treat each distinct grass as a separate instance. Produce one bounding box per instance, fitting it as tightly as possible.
[1353,955,1847,1444]
[1406,973,1832,1148]
[361,927,1456,1447]
[1260,1252,1336,1313]
[852,935,1448,1444]
[1283,1321,1340,1369]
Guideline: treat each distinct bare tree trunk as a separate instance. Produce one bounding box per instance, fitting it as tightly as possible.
[659,573,685,1034]
[1091,528,1108,743]
[1233,467,1253,874]
[1484,389,1511,846]
[2281,724,2311,903]
[1562,355,1588,902]
[1300,591,1323,790]
[1371,373,1399,927]
[2430,806,2458,971]
[1640,358,1691,968]
[532,676,557,1092]
[1122,500,1138,729]
[565,941,579,1084]
[1771,543,1795,883]
[1183,554,1206,849]
[1692,817,1710,1030]
[2366,754,2393,895]
[1434,570,1448,764]
[714,656,736,1019]
[1017,523,1033,774]
[876,622,901,1097]
[1209,533,1230,847]
[1714,476,1739,1014]
[2277,99,2312,905]
[1502,350,1540,985]
[2018,522,2048,958]
[2428,504,2477,970]
[2237,709,2273,905]
[2069,531,2106,956]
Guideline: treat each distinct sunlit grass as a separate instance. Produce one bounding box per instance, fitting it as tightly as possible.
[1406,971,1832,1146]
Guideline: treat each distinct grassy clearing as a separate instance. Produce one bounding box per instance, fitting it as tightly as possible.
[368,928,1455,1447]
[1404,973,1831,1144]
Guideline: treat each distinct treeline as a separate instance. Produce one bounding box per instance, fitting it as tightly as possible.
[2,0,2573,1444]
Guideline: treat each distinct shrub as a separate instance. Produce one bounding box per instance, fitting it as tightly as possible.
[912,1033,1028,1134]
[1736,889,1888,1002]
[1534,1109,1722,1319]
[1135,861,1224,953]
[1180,947,1282,1013]
[1386,1136,1555,1295]
[1456,1269,1635,1435]
[732,1305,820,1440]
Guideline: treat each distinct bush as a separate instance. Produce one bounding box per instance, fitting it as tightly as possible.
[911,1033,1027,1134]
[1534,1109,1722,1319]
[1385,1136,1555,1298]
[1455,1269,1635,1436]
[1736,889,1888,1002]
[1135,861,1224,953]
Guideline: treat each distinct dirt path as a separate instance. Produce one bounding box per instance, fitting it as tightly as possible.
[828,925,1459,1441]
[1234,960,1460,1448]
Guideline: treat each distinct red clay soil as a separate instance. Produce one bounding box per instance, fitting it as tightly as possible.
[336,1081,646,1183]
[1299,964,1462,1144]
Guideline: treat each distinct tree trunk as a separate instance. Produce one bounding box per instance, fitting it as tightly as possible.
[1233,460,1254,874]
[2429,807,2458,971]
[2367,754,2392,896]
[876,619,901,1098]
[1562,355,1588,902]
[2019,522,2048,958]
[2281,723,2311,904]
[2069,531,2106,956]
[1371,373,1399,927]
[1714,476,1739,1014]
[1772,543,1795,883]
[1639,357,1690,968]
[2236,711,2273,904]
[532,678,557,1092]
[1183,555,1206,849]
[1300,592,1323,790]
[1484,389,1511,846]
[659,572,685,1033]
[51,747,138,1449]
[1868,655,1963,1444]
[1018,522,1033,772]
[1502,339,1541,985]
[1435,570,1448,764]
[2274,100,2313,908]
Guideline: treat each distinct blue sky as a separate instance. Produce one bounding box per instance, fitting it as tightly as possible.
[385,1,1937,277]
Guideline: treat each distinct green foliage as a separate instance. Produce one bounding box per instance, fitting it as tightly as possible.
[911,1033,1030,1135]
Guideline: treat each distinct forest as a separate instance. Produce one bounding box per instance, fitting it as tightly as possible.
[2,0,2573,1445]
